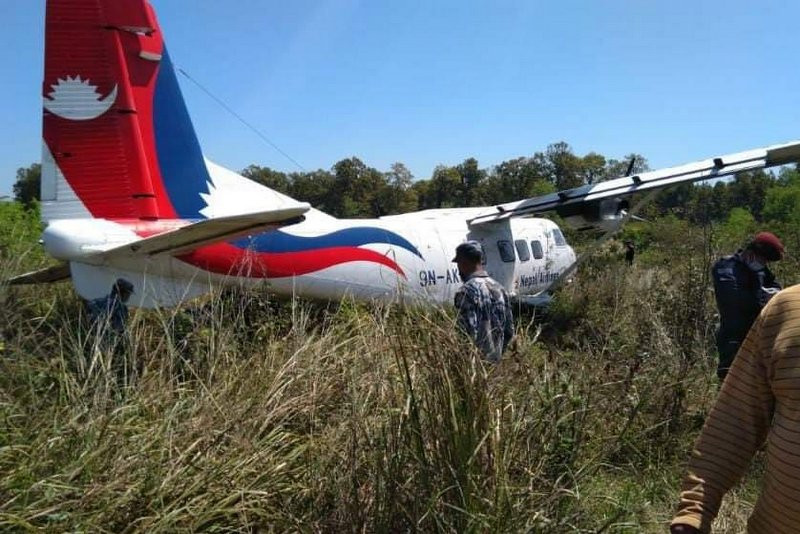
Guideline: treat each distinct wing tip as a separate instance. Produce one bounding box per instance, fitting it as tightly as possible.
[6,262,72,285]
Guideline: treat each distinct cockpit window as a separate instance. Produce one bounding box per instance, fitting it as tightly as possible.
[530,240,544,259]
[552,229,567,247]
[497,240,516,263]
[514,240,530,262]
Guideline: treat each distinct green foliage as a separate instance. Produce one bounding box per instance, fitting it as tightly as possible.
[232,141,666,218]
[716,207,757,250]
[380,162,418,214]
[240,164,291,194]
[645,170,777,225]
[481,156,553,204]
[417,164,462,209]
[12,163,41,208]
[12,143,800,228]
[231,144,800,231]
[238,159,417,218]
[290,169,337,213]
[0,201,44,266]
[330,157,387,217]
[412,142,650,212]
[763,173,800,225]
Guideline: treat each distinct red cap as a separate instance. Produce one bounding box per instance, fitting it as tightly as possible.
[752,232,785,261]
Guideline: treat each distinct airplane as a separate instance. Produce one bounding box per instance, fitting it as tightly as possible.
[10,0,800,309]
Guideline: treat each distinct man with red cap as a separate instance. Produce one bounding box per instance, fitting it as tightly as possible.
[711,231,784,381]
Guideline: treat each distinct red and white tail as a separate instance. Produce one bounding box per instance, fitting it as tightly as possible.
[41,0,224,223]
[34,0,312,307]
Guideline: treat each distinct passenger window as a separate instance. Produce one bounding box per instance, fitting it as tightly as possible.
[530,240,544,259]
[552,229,567,247]
[497,240,516,263]
[514,240,530,262]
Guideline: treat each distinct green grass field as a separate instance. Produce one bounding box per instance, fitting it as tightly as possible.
[2,210,790,532]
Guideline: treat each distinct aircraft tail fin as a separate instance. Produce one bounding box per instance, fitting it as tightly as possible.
[41,0,280,224]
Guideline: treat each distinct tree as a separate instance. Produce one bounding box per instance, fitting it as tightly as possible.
[544,142,583,190]
[603,154,649,181]
[648,183,694,218]
[0,200,43,260]
[688,184,729,225]
[13,163,41,208]
[380,163,418,215]
[484,157,552,204]
[727,170,773,221]
[717,207,757,249]
[418,165,461,209]
[331,157,387,217]
[579,152,606,185]
[289,170,336,213]
[240,165,291,195]
[455,158,487,207]
[763,177,800,225]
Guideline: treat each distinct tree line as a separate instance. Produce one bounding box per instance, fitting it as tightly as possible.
[10,142,800,227]
[241,141,647,217]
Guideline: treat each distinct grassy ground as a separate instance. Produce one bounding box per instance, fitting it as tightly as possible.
[0,218,784,532]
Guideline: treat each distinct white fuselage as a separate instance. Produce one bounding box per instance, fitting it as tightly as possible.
[41,159,576,308]
[43,206,576,307]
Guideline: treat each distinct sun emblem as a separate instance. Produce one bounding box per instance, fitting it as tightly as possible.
[43,75,118,121]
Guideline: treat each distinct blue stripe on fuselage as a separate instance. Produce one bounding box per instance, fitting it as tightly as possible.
[232,227,423,258]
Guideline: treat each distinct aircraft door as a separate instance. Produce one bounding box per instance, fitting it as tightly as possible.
[529,226,549,294]
[467,220,516,291]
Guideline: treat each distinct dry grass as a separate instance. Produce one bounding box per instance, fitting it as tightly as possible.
[0,226,765,532]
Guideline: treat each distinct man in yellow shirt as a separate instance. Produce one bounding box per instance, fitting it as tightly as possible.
[671,284,800,533]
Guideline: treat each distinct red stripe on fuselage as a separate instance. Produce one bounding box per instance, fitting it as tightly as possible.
[177,242,406,278]
[116,220,407,278]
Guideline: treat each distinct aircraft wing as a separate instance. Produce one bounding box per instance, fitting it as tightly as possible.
[7,262,71,285]
[468,140,800,227]
[93,205,310,260]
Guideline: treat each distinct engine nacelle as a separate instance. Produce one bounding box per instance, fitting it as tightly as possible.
[555,198,629,232]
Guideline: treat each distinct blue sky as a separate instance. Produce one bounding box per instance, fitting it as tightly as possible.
[2,0,798,196]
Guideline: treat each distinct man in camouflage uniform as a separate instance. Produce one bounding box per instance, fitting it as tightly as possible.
[452,241,514,362]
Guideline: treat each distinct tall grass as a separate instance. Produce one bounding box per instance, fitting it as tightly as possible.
[0,221,771,532]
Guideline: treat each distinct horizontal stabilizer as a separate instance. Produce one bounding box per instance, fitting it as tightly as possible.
[468,140,800,226]
[95,205,309,261]
[7,262,71,285]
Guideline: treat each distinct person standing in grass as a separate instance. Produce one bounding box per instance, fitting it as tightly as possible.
[87,278,134,335]
[86,278,135,382]
[452,241,514,362]
[624,240,636,266]
[711,232,783,381]
[670,284,800,533]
